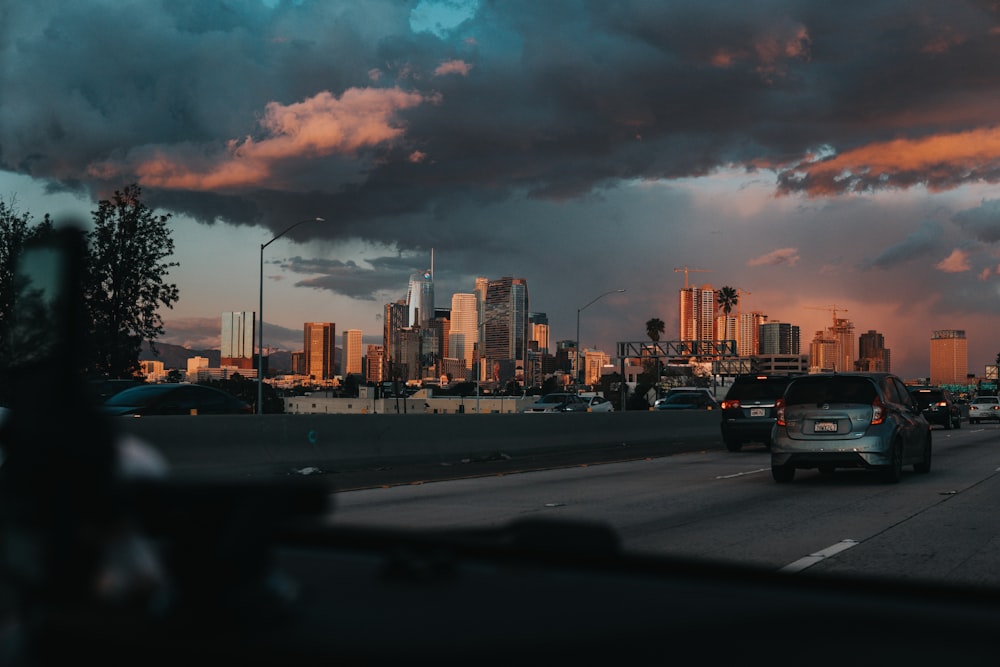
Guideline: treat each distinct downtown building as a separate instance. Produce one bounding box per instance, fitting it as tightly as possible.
[342,329,363,376]
[304,322,336,381]
[856,330,891,373]
[480,276,529,385]
[221,311,256,371]
[930,329,968,386]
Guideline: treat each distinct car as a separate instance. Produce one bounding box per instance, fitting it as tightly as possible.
[521,393,589,413]
[101,383,253,416]
[909,386,962,429]
[967,395,1000,424]
[578,393,614,412]
[719,374,799,452]
[652,388,720,411]
[771,372,932,483]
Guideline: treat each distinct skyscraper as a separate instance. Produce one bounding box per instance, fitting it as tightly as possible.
[482,276,529,384]
[221,311,255,369]
[679,284,716,342]
[343,328,363,376]
[304,322,336,381]
[759,321,800,355]
[450,293,478,370]
[406,251,435,330]
[857,330,891,372]
[930,329,968,385]
[383,299,408,380]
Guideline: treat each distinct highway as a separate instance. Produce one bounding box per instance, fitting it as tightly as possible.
[326,422,1000,588]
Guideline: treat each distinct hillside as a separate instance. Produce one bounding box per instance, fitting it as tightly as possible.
[140,341,295,373]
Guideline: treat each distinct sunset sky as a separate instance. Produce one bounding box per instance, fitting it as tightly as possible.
[4,0,1000,379]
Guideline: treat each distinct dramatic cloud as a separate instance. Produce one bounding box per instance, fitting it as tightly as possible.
[6,1,1000,377]
[747,248,800,267]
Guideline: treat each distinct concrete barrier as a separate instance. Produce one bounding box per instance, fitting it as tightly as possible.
[116,411,724,478]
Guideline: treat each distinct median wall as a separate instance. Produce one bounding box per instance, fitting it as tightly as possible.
[117,411,723,478]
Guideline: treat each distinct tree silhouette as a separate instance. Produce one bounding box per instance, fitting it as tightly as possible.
[717,286,738,317]
[85,184,179,379]
[645,318,665,342]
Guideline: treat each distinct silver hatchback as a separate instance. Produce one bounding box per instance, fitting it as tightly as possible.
[771,373,932,483]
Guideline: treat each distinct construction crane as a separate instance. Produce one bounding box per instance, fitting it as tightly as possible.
[673,266,711,289]
[806,304,849,326]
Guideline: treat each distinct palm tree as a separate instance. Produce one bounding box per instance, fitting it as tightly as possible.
[645,317,665,389]
[717,286,738,317]
[645,318,665,342]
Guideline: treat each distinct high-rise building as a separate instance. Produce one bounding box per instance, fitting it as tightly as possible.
[450,293,478,369]
[383,299,408,380]
[406,252,435,330]
[738,312,767,356]
[482,276,529,384]
[759,321,800,355]
[530,312,550,355]
[366,344,384,384]
[809,331,838,372]
[809,318,854,372]
[679,284,716,342]
[831,318,856,372]
[221,311,255,369]
[343,329,363,376]
[856,330,891,372]
[304,322,336,381]
[930,329,968,385]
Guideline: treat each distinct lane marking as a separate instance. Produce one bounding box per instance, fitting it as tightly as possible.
[780,539,859,573]
[716,468,769,479]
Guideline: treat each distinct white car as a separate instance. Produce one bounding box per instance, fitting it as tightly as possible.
[968,395,1000,424]
[579,394,615,412]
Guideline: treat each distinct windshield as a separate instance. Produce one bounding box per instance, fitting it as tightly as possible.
[5,1,1000,658]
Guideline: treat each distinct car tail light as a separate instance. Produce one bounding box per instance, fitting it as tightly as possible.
[775,398,785,426]
[721,399,740,410]
[871,395,885,425]
[934,401,947,407]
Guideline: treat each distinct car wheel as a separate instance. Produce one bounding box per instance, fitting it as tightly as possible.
[914,435,932,474]
[772,464,795,483]
[880,440,903,483]
[724,437,743,453]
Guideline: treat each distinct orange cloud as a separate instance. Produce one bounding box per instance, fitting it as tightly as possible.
[747,247,800,267]
[779,126,1000,195]
[88,87,429,190]
[936,249,971,272]
[434,59,472,76]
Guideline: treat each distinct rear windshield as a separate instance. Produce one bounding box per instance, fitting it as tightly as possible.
[784,376,877,406]
[726,377,793,400]
[911,389,944,408]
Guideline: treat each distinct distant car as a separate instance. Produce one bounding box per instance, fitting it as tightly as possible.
[102,383,252,416]
[968,395,1000,424]
[579,394,615,412]
[719,374,799,451]
[653,389,720,411]
[522,393,589,413]
[771,372,932,483]
[909,386,962,430]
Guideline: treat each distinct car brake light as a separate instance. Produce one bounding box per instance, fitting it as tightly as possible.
[871,395,885,425]
[775,398,785,426]
[721,399,740,410]
[934,401,947,407]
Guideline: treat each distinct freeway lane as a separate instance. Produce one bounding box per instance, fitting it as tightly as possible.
[327,423,1000,588]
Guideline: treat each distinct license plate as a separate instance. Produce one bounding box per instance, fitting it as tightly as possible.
[750,408,765,417]
[814,421,837,432]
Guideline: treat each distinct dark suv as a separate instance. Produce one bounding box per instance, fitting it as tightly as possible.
[719,374,799,452]
[909,386,962,430]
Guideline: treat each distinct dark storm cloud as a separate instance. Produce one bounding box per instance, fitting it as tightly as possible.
[4,0,1000,255]
[953,199,1000,243]
[861,220,943,270]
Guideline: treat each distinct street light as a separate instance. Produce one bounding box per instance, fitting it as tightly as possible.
[575,289,626,389]
[258,217,325,414]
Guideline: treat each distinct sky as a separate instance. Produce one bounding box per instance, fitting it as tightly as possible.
[3,0,1000,380]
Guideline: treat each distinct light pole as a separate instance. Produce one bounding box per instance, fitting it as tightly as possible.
[258,217,325,415]
[575,289,626,390]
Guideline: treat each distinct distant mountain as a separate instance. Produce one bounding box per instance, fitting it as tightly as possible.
[139,341,295,373]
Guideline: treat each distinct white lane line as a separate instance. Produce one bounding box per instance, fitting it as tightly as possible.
[715,468,769,479]
[780,539,859,573]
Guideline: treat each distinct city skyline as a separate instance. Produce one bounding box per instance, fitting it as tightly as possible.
[5,2,1000,380]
